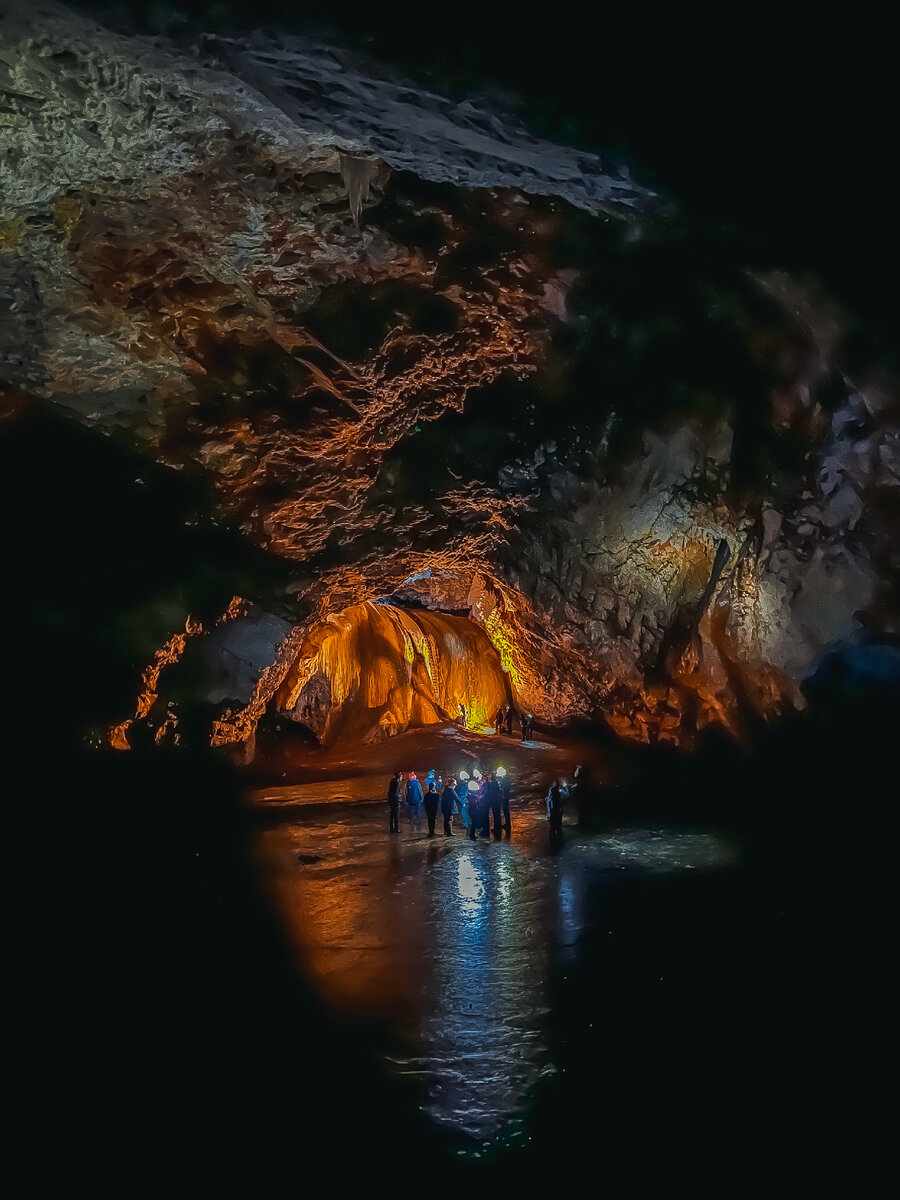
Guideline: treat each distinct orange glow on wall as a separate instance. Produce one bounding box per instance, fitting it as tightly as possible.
[276,600,509,744]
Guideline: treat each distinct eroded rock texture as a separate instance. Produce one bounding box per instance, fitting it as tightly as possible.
[2,0,898,750]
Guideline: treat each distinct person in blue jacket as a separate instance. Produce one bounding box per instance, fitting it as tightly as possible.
[456,771,470,830]
[406,771,423,831]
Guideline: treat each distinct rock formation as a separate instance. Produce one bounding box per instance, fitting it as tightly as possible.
[2,0,897,752]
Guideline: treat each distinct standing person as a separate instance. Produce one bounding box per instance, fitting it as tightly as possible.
[485,771,503,836]
[387,770,403,834]
[456,771,471,831]
[497,767,512,834]
[494,707,505,736]
[504,706,515,737]
[476,771,491,836]
[406,771,424,831]
[521,713,533,742]
[547,777,568,844]
[467,771,483,839]
[423,780,439,838]
[441,777,460,837]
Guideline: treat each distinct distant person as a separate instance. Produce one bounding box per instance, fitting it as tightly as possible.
[521,713,534,741]
[387,770,403,834]
[424,781,439,837]
[458,702,468,728]
[441,777,460,836]
[494,707,505,735]
[497,768,512,833]
[504,706,514,737]
[547,777,568,844]
[485,771,503,836]
[406,771,424,830]
[457,771,471,830]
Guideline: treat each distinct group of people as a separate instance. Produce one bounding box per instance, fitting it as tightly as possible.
[387,767,512,838]
[493,705,534,741]
[387,762,602,845]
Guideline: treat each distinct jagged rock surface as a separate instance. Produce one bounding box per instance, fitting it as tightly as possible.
[2,0,898,750]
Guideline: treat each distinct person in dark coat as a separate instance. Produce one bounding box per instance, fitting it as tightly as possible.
[494,707,505,735]
[476,772,491,835]
[387,770,403,833]
[547,777,568,844]
[485,771,503,836]
[520,713,533,741]
[497,768,512,833]
[423,780,439,837]
[441,778,460,836]
[504,706,515,736]
[406,771,424,831]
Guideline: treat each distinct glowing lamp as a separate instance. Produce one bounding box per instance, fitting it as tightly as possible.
[458,770,470,781]
[495,766,507,778]
[471,768,482,780]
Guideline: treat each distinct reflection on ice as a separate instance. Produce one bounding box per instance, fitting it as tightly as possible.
[412,843,550,1139]
[456,854,486,909]
[254,762,737,1145]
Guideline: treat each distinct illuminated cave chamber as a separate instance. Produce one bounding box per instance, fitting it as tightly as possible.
[275,600,511,745]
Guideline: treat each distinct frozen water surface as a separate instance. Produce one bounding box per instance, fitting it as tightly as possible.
[250,726,735,1142]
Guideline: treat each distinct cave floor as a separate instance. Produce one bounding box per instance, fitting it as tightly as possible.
[246,725,738,1147]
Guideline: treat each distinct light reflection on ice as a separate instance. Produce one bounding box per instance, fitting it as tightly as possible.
[256,780,737,1145]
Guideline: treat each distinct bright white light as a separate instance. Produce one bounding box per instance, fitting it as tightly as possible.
[458,770,469,780]
[457,856,485,903]
[495,766,507,777]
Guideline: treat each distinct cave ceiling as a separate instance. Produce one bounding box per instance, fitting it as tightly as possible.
[2,0,898,749]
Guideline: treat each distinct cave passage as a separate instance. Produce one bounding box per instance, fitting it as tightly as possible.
[278,601,512,745]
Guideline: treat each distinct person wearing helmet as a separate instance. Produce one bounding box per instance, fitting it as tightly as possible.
[406,771,424,831]
[441,777,460,836]
[423,780,440,837]
[456,771,471,830]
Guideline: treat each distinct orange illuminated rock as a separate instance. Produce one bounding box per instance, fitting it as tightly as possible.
[276,601,509,744]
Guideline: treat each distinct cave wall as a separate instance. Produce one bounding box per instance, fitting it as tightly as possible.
[275,601,509,744]
[3,1,899,753]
